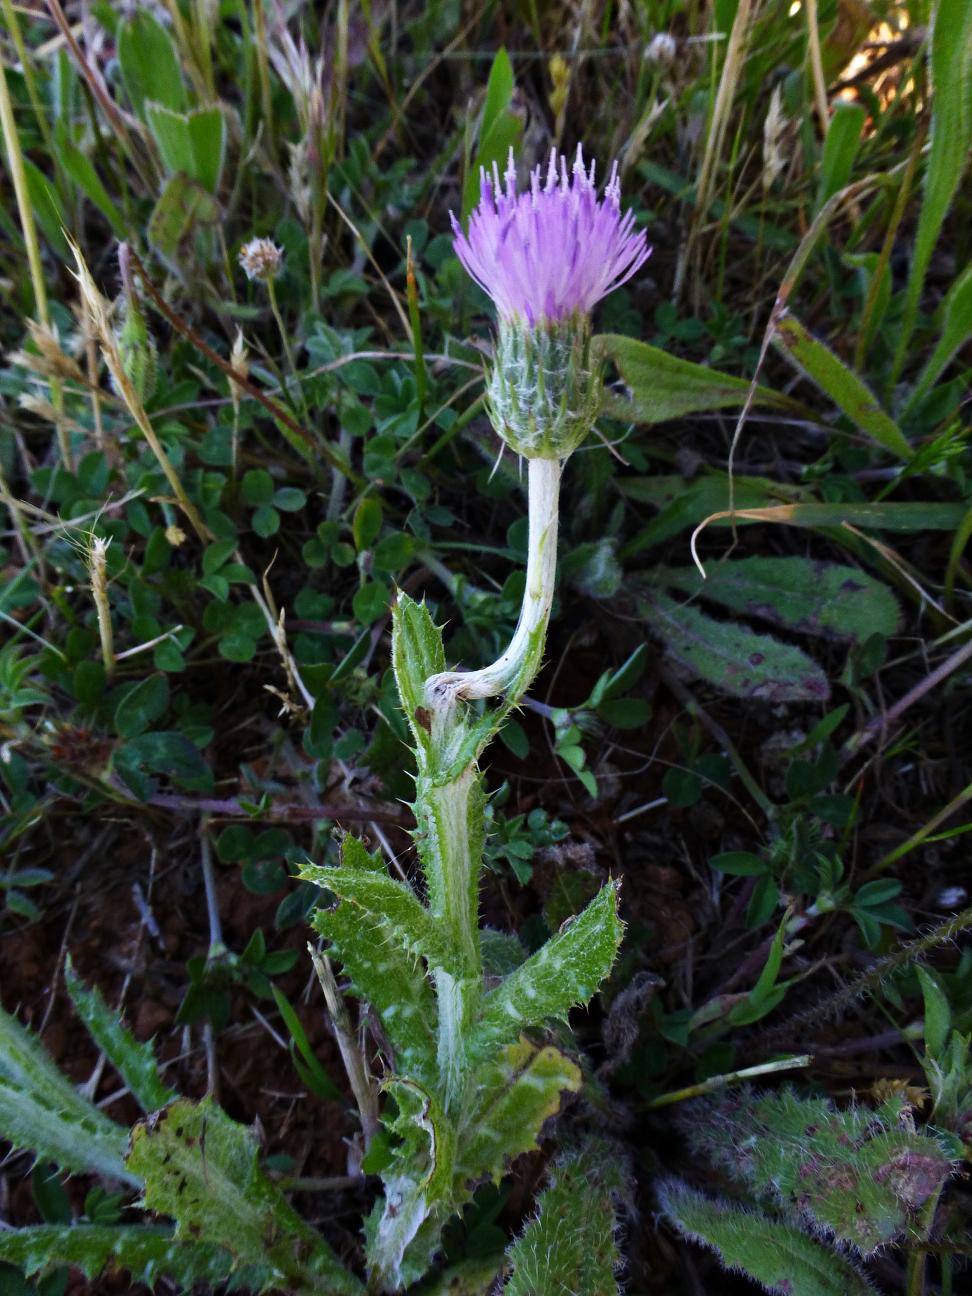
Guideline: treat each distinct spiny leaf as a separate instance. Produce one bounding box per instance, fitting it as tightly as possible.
[457,1038,582,1185]
[368,1079,456,1291]
[311,833,438,1084]
[303,862,455,973]
[126,1097,361,1294]
[64,958,176,1114]
[315,901,438,1086]
[391,592,446,759]
[644,591,830,703]
[0,1006,135,1184]
[658,1178,877,1296]
[469,882,623,1064]
[659,557,901,643]
[0,1224,234,1289]
[504,1138,629,1296]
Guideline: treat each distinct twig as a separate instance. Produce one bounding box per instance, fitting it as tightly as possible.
[145,792,408,824]
[843,634,972,760]
[308,945,379,1149]
[646,1054,813,1108]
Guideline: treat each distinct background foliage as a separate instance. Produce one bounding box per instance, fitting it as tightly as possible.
[0,0,970,1292]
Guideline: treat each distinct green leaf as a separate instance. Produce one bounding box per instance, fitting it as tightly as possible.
[504,1139,628,1296]
[0,1007,135,1185]
[894,0,972,376]
[710,851,766,876]
[693,498,965,532]
[917,965,951,1058]
[55,131,126,238]
[461,48,523,221]
[469,881,623,1063]
[369,1078,456,1291]
[621,479,964,556]
[303,862,456,973]
[596,643,648,702]
[22,158,68,257]
[456,1038,581,1185]
[64,958,175,1114]
[415,1257,504,1295]
[903,263,972,416]
[773,313,911,459]
[269,984,342,1101]
[114,731,213,795]
[643,591,830,702]
[658,1179,878,1296]
[392,593,446,757]
[313,860,438,1087]
[147,173,220,263]
[126,1097,361,1294]
[113,673,170,738]
[353,497,383,551]
[252,505,280,538]
[0,1225,234,1289]
[117,11,186,117]
[597,334,794,424]
[142,108,189,179]
[353,580,390,625]
[184,106,226,193]
[729,914,790,1025]
[273,486,307,512]
[619,472,788,556]
[660,557,901,642]
[73,660,106,706]
[241,469,274,505]
[682,1088,957,1255]
[816,100,866,212]
[499,716,529,759]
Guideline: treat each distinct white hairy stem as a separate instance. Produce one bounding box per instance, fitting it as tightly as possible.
[425,455,562,727]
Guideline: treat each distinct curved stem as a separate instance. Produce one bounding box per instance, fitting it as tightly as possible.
[426,456,561,721]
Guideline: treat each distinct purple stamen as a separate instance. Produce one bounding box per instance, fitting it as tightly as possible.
[452,145,651,324]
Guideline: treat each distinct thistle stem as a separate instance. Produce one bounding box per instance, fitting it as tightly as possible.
[426,456,561,722]
[420,454,563,1110]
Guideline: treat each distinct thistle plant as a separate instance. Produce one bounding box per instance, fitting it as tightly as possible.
[0,147,648,1296]
[299,145,649,1287]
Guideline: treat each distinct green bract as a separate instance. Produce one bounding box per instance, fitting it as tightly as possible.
[487,314,601,459]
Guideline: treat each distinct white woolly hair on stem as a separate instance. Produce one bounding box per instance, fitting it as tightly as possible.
[425,455,561,719]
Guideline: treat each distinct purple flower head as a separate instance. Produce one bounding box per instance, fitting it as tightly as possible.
[451,146,650,326]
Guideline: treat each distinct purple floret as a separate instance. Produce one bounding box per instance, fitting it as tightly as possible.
[451,145,651,325]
